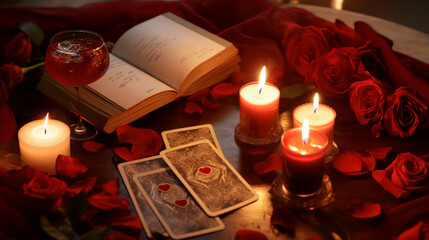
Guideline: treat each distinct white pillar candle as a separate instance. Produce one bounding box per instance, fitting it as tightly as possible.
[18,115,70,175]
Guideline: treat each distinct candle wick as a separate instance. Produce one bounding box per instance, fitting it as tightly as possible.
[259,88,263,94]
[313,108,317,114]
[44,128,47,135]
[303,139,308,145]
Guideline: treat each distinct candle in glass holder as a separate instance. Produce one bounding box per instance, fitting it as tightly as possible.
[282,119,328,196]
[18,113,70,175]
[293,93,336,152]
[238,66,280,137]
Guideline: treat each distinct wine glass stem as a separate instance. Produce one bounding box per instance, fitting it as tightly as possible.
[74,86,87,135]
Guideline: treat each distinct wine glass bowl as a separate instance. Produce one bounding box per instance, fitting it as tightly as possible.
[45,30,109,140]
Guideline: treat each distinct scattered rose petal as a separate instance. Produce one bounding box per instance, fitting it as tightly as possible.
[254,153,283,175]
[82,141,105,152]
[184,101,202,114]
[114,147,137,161]
[332,150,365,175]
[66,176,97,197]
[100,179,120,197]
[236,229,269,240]
[110,215,142,231]
[201,96,221,108]
[366,147,392,159]
[345,199,381,219]
[131,137,162,158]
[210,82,240,100]
[174,199,188,208]
[187,88,210,101]
[103,231,136,240]
[56,155,89,178]
[87,194,129,211]
[396,221,429,240]
[270,205,295,231]
[116,125,161,145]
[361,155,376,172]
[0,104,16,144]
[80,208,98,223]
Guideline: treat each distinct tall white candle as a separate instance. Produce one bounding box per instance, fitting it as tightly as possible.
[18,115,70,175]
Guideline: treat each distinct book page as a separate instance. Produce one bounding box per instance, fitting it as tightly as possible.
[111,13,225,90]
[88,54,175,110]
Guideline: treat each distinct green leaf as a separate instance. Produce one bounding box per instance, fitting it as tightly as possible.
[40,215,70,240]
[280,84,315,99]
[67,191,88,224]
[18,21,44,47]
[76,227,107,240]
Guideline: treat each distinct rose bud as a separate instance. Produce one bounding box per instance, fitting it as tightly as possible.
[391,152,428,188]
[349,72,389,125]
[4,32,32,63]
[306,47,365,97]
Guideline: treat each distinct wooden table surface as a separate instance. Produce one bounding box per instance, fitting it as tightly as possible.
[2,84,428,240]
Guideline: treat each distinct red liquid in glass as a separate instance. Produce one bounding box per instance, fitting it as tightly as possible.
[45,39,109,86]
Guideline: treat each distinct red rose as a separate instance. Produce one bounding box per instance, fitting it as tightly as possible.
[281,22,330,76]
[382,87,428,137]
[391,152,428,188]
[349,72,389,125]
[306,47,364,97]
[0,64,24,87]
[396,221,429,240]
[23,171,67,211]
[4,32,32,63]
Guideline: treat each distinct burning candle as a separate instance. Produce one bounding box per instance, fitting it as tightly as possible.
[18,113,70,175]
[282,119,328,196]
[238,66,280,137]
[293,93,336,152]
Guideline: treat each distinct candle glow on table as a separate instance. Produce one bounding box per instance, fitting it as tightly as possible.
[18,113,70,175]
[293,93,336,151]
[238,66,280,137]
[282,119,328,196]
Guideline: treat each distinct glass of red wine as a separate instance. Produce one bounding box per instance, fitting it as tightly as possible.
[45,30,109,140]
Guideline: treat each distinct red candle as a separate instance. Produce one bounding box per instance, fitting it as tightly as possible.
[282,119,328,196]
[239,66,280,137]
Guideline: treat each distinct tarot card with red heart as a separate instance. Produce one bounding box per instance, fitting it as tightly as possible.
[134,168,224,239]
[160,140,259,216]
[161,124,224,157]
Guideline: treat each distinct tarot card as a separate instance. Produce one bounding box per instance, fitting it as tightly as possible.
[117,156,169,238]
[160,140,259,216]
[161,124,224,157]
[134,168,224,239]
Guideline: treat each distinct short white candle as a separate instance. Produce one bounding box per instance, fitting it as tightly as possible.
[18,115,70,175]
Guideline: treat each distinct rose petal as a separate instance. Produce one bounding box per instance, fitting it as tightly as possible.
[210,82,240,100]
[254,153,283,175]
[100,179,119,197]
[360,154,376,171]
[186,88,210,101]
[345,199,381,219]
[131,133,163,158]
[66,176,97,197]
[201,96,221,108]
[366,147,392,159]
[332,150,364,175]
[270,205,295,231]
[82,141,105,152]
[110,215,142,231]
[87,194,129,211]
[0,104,16,144]
[56,155,89,178]
[114,147,137,162]
[103,231,136,240]
[116,125,161,145]
[184,101,202,114]
[236,229,269,240]
[396,221,429,240]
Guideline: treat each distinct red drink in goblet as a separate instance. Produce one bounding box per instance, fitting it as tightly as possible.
[45,30,109,140]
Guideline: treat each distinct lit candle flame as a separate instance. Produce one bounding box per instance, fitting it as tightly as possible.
[313,93,319,113]
[43,113,49,135]
[302,118,309,145]
[258,66,266,94]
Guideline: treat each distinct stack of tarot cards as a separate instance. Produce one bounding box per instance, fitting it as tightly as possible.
[118,124,259,239]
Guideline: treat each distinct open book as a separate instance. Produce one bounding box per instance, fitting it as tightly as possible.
[37,12,240,133]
